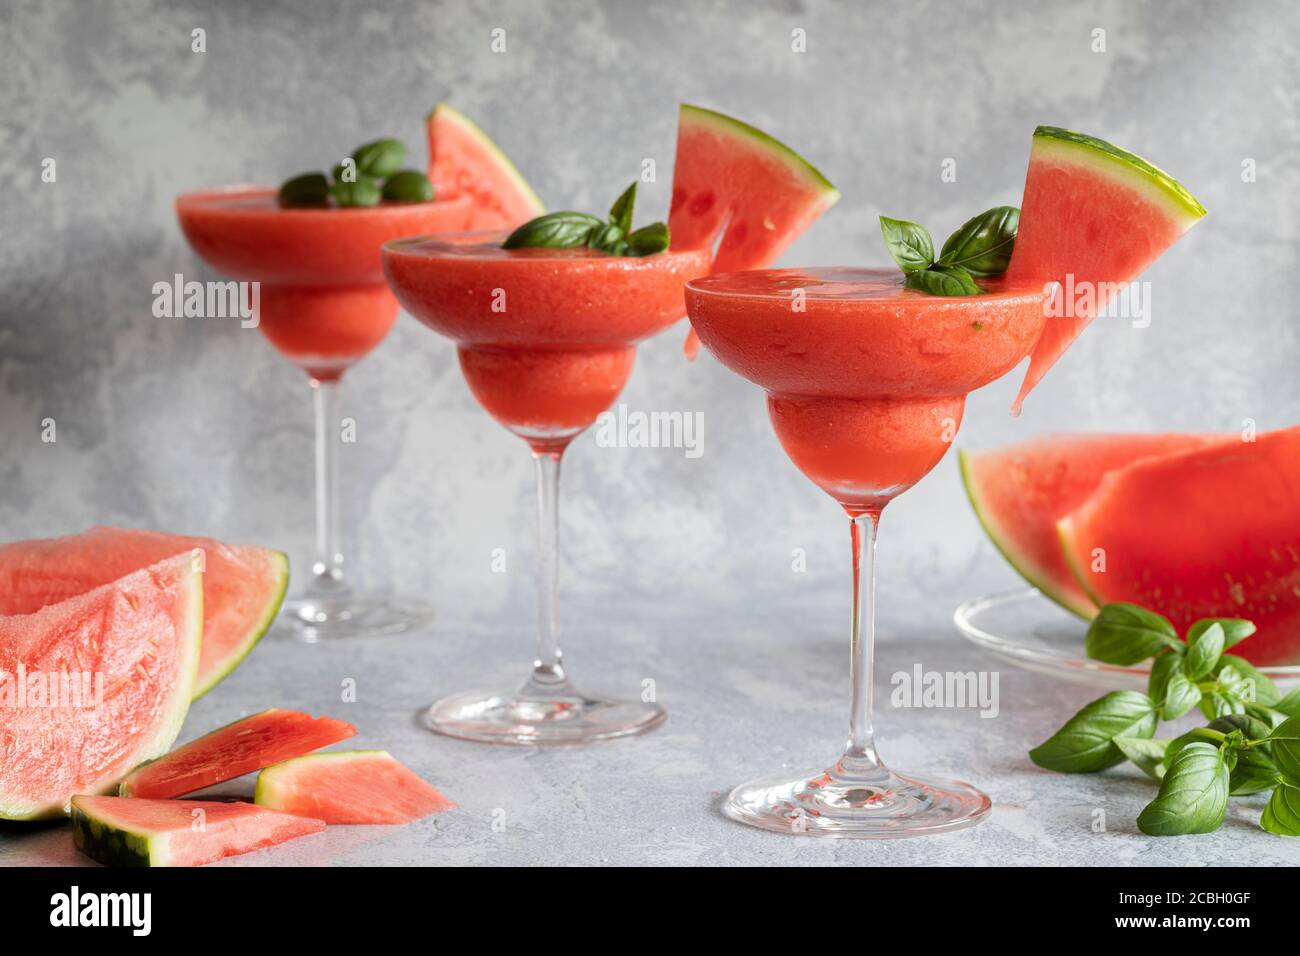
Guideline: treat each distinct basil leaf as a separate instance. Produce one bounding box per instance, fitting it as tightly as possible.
[1200,688,1245,720]
[609,182,636,235]
[1087,603,1180,665]
[381,170,435,203]
[332,178,382,208]
[879,216,935,273]
[278,172,330,207]
[937,205,1019,276]
[1183,621,1225,680]
[1244,700,1290,729]
[586,222,629,256]
[627,222,670,257]
[1267,715,1300,785]
[905,265,981,297]
[1163,672,1202,720]
[353,138,407,179]
[1191,617,1256,649]
[1114,737,1170,781]
[1219,653,1281,706]
[1207,714,1278,794]
[1275,687,1300,718]
[1029,691,1158,773]
[1147,649,1182,705]
[1137,742,1230,836]
[1261,784,1300,836]
[1164,726,1226,769]
[503,212,604,249]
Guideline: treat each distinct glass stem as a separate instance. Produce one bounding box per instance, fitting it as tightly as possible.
[311,378,345,591]
[845,511,881,767]
[527,450,568,691]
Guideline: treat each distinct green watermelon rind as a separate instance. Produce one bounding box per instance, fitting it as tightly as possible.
[0,562,203,821]
[1032,126,1206,225]
[958,449,1097,619]
[428,103,545,215]
[1056,517,1108,610]
[191,549,289,700]
[71,797,158,867]
[680,103,840,199]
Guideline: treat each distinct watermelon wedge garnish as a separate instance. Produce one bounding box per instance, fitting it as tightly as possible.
[0,555,202,820]
[1058,426,1300,665]
[255,750,455,824]
[961,433,1219,617]
[119,708,357,799]
[670,104,839,358]
[0,527,288,699]
[426,103,545,231]
[1006,126,1206,411]
[71,796,325,867]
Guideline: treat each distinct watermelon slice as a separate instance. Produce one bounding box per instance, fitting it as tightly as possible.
[255,750,455,824]
[1006,126,1205,411]
[961,433,1219,616]
[119,708,357,799]
[0,555,202,820]
[670,104,840,358]
[426,103,545,230]
[1059,426,1300,665]
[71,795,325,867]
[0,527,287,699]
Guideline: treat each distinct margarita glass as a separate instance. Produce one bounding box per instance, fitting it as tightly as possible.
[177,186,473,640]
[384,235,710,744]
[686,267,1051,837]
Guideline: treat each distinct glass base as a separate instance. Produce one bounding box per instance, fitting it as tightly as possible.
[722,755,991,839]
[280,592,433,642]
[425,679,666,745]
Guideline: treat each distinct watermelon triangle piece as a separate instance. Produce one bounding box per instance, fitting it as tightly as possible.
[0,527,287,699]
[0,555,202,820]
[71,796,325,867]
[1006,127,1205,411]
[669,104,840,359]
[426,103,545,231]
[1058,426,1300,665]
[119,708,357,799]
[256,749,455,824]
[961,433,1221,617]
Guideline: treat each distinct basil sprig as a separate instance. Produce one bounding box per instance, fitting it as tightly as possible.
[1030,602,1300,836]
[880,206,1018,296]
[503,182,669,257]
[278,136,435,208]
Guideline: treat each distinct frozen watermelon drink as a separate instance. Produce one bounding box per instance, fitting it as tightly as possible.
[383,106,837,745]
[686,126,1203,838]
[177,108,542,641]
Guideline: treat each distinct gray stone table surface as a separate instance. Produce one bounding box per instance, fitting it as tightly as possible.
[1,0,1299,865]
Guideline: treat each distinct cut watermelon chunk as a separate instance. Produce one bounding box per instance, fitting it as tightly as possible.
[0,527,288,699]
[1059,426,1300,665]
[961,433,1219,616]
[670,104,839,358]
[0,555,202,820]
[71,795,324,867]
[1006,127,1205,411]
[119,708,356,799]
[255,750,455,824]
[426,103,545,231]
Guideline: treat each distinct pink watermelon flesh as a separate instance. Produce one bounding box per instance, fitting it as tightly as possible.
[669,104,839,358]
[72,795,324,867]
[426,103,545,230]
[0,527,288,699]
[119,708,357,799]
[1006,127,1205,411]
[255,750,455,824]
[0,555,202,819]
[961,433,1221,617]
[1059,426,1300,666]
